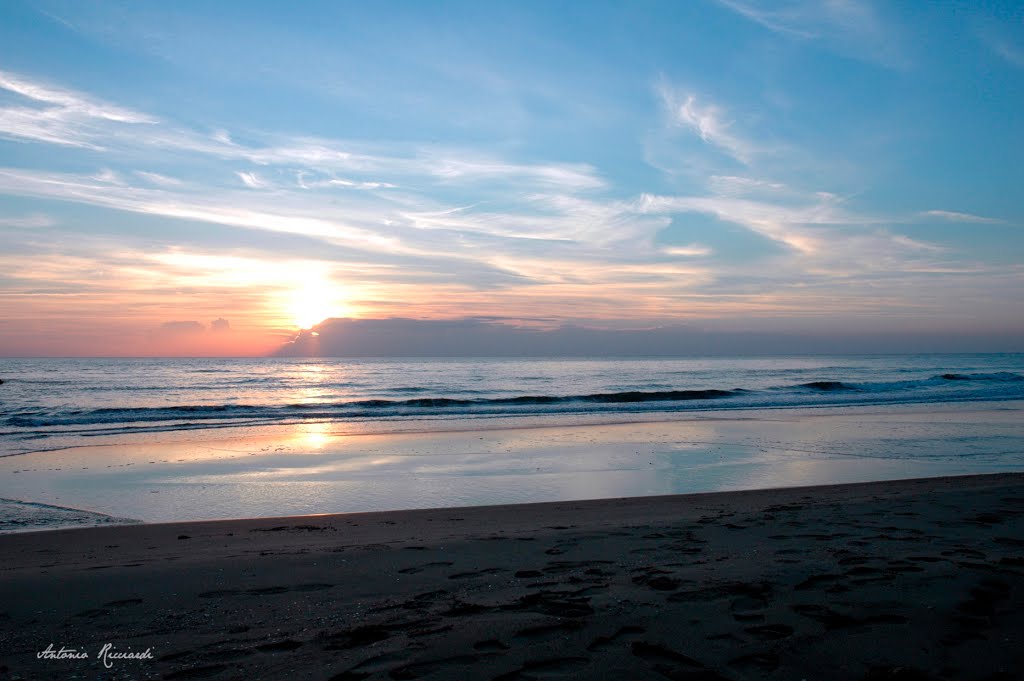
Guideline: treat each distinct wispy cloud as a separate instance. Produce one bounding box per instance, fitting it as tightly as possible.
[647,72,963,286]
[708,175,787,197]
[991,40,1024,68]
[306,176,396,190]
[662,244,714,257]
[976,27,1024,69]
[921,210,1004,224]
[0,70,154,124]
[0,167,400,253]
[91,168,125,185]
[0,65,1013,347]
[425,156,606,190]
[236,171,267,189]
[0,213,56,229]
[1,69,607,195]
[0,69,155,148]
[716,0,906,68]
[0,164,626,278]
[135,170,183,187]
[637,192,851,254]
[657,84,757,164]
[636,189,952,281]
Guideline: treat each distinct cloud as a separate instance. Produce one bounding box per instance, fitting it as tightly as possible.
[425,156,606,190]
[921,210,1004,224]
[91,168,125,185]
[275,317,1024,357]
[637,190,956,282]
[0,159,644,272]
[708,175,787,197]
[0,69,155,148]
[0,213,56,229]
[316,177,396,190]
[393,193,663,248]
[1,68,607,198]
[990,40,1024,68]
[657,85,757,164]
[0,70,154,123]
[890,235,945,253]
[644,77,963,280]
[273,317,769,357]
[637,192,845,254]
[0,67,1014,350]
[206,136,606,192]
[236,171,267,188]
[976,24,1024,69]
[716,0,906,68]
[135,170,183,187]
[662,244,713,257]
[0,166,407,255]
[210,317,230,332]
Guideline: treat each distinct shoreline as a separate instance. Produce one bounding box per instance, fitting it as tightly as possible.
[1,468,1021,538]
[1,472,1022,679]
[3,400,1023,528]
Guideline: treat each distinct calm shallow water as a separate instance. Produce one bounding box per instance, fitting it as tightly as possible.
[0,402,1022,531]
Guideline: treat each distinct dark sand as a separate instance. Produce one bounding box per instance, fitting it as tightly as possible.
[1,473,1022,680]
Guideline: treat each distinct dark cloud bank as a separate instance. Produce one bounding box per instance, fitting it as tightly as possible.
[275,318,1022,357]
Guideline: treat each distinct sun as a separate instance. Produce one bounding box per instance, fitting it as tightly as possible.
[285,280,351,329]
[291,296,334,329]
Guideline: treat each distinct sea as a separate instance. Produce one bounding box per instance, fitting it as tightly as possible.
[1,354,1023,530]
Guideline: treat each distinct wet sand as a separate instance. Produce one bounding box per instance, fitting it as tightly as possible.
[1,473,1022,680]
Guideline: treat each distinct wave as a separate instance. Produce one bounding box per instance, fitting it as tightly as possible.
[938,372,1024,382]
[3,372,1023,434]
[800,381,856,391]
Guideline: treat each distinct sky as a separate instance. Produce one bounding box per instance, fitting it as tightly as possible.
[0,0,1022,356]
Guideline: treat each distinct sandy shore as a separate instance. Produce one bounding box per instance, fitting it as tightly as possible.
[1,473,1022,680]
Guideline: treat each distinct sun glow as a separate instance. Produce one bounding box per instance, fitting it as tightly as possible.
[291,293,335,329]
[285,276,353,329]
[294,422,333,449]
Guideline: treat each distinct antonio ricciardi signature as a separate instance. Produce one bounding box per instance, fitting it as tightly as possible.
[37,643,154,669]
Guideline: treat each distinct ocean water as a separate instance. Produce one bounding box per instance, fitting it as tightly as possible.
[2,354,1024,456]
[1,354,1023,530]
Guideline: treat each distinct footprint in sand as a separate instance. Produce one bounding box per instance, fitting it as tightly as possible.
[956,578,1010,618]
[631,641,722,679]
[743,623,794,640]
[514,619,584,639]
[492,656,589,681]
[256,639,303,652]
[389,654,483,680]
[730,651,780,673]
[104,598,143,607]
[398,561,454,575]
[586,625,645,652]
[448,567,505,579]
[473,639,510,651]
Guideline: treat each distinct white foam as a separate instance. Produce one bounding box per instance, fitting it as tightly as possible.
[0,497,140,533]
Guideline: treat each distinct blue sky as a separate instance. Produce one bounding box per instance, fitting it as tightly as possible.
[0,0,1022,355]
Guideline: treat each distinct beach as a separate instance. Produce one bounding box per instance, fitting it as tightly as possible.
[4,0,1023,676]
[1,472,1022,680]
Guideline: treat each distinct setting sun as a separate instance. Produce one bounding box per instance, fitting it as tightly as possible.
[291,295,332,329]
[285,279,353,329]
